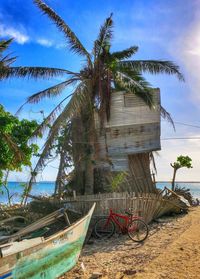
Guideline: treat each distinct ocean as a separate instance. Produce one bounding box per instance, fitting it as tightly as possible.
[0,181,200,204]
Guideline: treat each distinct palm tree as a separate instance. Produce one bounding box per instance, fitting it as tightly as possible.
[18,0,183,195]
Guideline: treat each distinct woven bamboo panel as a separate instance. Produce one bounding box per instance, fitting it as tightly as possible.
[128,153,156,193]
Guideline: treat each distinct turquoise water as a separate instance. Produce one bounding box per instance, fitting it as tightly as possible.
[0,181,200,204]
[0,181,55,204]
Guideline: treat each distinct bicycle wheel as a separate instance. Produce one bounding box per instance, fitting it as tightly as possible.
[94,218,115,239]
[128,219,149,242]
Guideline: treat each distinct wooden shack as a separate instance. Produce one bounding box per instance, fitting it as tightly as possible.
[95,89,161,193]
[95,89,161,171]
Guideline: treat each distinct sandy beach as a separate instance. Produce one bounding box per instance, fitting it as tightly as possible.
[63,207,200,279]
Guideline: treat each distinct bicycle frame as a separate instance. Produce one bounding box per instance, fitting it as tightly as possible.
[95,208,148,242]
[106,209,141,232]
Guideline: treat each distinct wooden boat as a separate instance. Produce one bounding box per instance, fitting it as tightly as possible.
[0,203,95,279]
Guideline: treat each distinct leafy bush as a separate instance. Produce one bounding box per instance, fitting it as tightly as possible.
[0,105,39,179]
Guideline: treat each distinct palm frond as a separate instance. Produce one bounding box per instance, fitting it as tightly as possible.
[0,66,70,80]
[27,87,85,188]
[111,46,138,60]
[160,106,175,129]
[0,38,17,67]
[32,82,89,140]
[34,0,91,63]
[115,71,145,91]
[0,38,13,53]
[27,79,78,104]
[1,54,17,66]
[28,128,59,192]
[93,13,113,57]
[60,82,91,118]
[30,94,73,138]
[116,66,152,88]
[51,83,87,129]
[29,83,89,186]
[119,60,184,81]
[114,71,154,107]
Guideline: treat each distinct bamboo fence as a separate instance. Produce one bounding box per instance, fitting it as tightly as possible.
[63,191,185,224]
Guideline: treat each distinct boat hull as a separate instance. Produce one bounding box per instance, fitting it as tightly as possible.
[0,204,95,279]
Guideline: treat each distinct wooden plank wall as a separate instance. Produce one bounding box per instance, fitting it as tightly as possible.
[63,192,181,224]
[95,90,161,171]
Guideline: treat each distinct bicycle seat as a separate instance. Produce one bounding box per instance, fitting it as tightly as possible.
[125,211,132,216]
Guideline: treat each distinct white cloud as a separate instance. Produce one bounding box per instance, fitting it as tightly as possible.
[0,23,61,49]
[0,24,29,44]
[36,38,53,47]
[171,8,200,105]
[55,43,66,49]
[36,38,66,49]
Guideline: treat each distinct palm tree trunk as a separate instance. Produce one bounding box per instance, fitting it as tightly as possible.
[84,153,94,194]
[171,168,177,191]
[71,111,95,194]
[71,116,85,194]
[84,115,95,194]
[55,151,65,199]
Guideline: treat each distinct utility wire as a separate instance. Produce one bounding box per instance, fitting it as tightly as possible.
[161,137,200,141]
[162,120,200,129]
[53,137,200,143]
[174,122,200,129]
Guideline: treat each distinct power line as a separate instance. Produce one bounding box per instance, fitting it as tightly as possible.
[161,137,200,141]
[174,121,200,129]
[162,120,200,129]
[53,137,200,143]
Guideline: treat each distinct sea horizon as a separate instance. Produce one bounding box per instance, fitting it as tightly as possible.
[1,181,200,204]
[7,180,200,183]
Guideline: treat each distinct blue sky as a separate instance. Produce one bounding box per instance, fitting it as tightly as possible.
[0,0,200,181]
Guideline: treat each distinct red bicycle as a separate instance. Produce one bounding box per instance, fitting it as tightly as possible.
[94,209,149,242]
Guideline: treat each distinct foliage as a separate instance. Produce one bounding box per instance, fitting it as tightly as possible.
[0,105,39,184]
[111,172,128,191]
[171,155,193,191]
[170,155,193,170]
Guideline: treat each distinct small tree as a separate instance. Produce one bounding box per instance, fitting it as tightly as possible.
[0,105,39,204]
[170,155,192,191]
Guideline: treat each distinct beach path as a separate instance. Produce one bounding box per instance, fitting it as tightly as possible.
[135,207,200,279]
[63,207,200,278]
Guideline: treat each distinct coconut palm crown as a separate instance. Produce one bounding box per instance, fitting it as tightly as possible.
[13,0,184,193]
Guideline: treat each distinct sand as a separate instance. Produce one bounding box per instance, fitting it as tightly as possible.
[62,207,200,279]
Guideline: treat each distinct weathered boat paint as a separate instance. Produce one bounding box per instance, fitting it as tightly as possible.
[13,237,84,279]
[0,272,12,279]
[0,204,95,279]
